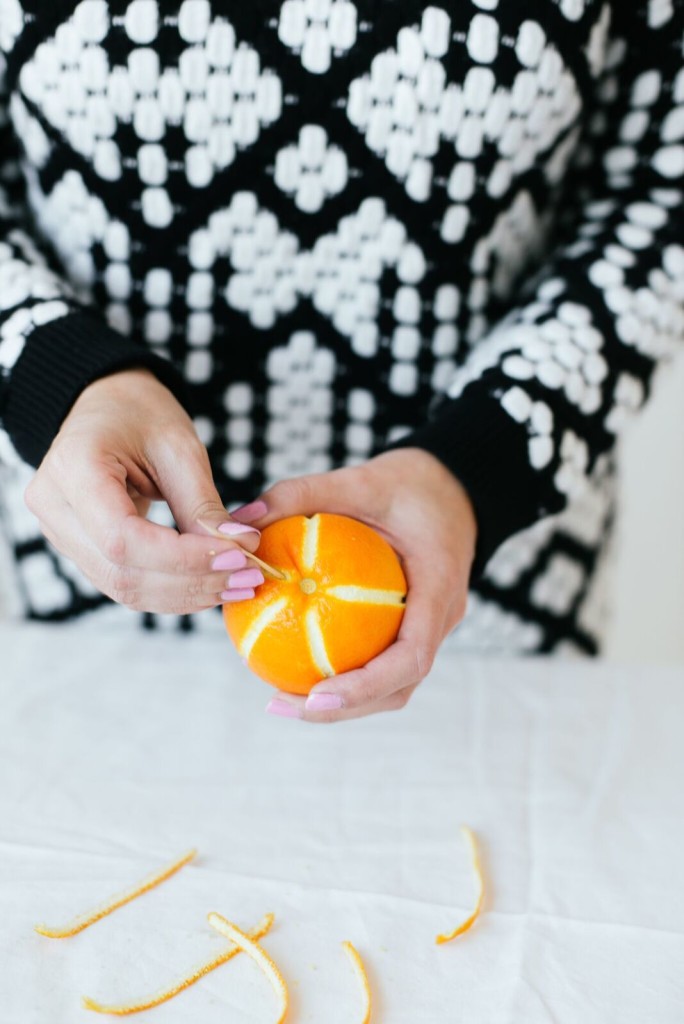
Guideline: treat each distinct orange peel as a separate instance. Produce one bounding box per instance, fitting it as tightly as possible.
[342,941,372,1023]
[82,913,274,1015]
[436,825,484,944]
[35,849,197,939]
[208,912,288,1023]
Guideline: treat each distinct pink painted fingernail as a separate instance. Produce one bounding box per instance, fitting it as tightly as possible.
[221,588,255,602]
[211,549,248,571]
[218,522,260,537]
[305,693,344,712]
[266,699,302,719]
[231,500,268,523]
[228,568,264,589]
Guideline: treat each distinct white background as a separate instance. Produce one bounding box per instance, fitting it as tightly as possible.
[605,356,684,662]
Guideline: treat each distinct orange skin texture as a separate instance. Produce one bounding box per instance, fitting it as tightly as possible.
[223,514,407,694]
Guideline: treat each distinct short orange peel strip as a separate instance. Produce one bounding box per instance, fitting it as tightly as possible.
[436,825,484,944]
[82,913,275,1015]
[208,911,288,1024]
[342,941,372,1024]
[35,848,197,939]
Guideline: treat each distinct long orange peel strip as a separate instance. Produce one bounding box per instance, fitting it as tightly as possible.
[82,913,275,1015]
[436,825,484,944]
[35,849,197,939]
[208,911,288,1024]
[342,941,372,1024]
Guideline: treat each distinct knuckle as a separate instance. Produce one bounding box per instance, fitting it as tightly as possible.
[388,690,412,712]
[452,592,468,625]
[413,645,434,682]
[102,529,128,566]
[47,436,84,477]
[24,477,42,516]
[109,588,140,608]
[105,565,138,607]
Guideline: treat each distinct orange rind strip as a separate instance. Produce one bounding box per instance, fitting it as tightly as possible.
[35,849,197,939]
[342,941,372,1024]
[82,913,275,1015]
[208,912,288,1024]
[436,826,484,944]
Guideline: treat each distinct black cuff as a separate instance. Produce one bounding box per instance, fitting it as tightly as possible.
[384,387,563,577]
[2,311,189,467]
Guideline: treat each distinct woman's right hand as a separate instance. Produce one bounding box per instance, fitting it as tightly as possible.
[24,368,263,614]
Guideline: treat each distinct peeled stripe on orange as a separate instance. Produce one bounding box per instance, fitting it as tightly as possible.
[223,514,407,694]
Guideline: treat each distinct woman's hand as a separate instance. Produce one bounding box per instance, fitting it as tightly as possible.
[24,369,262,614]
[232,448,477,722]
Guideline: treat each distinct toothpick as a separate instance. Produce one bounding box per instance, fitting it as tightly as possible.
[197,519,287,581]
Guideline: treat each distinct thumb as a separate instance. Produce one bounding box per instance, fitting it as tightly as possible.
[233,467,371,529]
[151,434,261,552]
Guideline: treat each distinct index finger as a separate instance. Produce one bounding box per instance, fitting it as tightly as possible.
[63,460,244,575]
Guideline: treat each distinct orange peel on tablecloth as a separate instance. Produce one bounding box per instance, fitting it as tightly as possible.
[208,912,289,1023]
[81,913,275,1015]
[34,849,197,939]
[436,826,485,944]
[342,941,372,1023]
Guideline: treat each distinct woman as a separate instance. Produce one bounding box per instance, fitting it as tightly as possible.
[0,0,682,721]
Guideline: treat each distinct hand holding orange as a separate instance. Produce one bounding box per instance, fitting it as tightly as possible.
[223,513,407,694]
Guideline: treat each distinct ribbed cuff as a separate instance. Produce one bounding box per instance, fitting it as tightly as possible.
[384,386,563,577]
[3,311,189,467]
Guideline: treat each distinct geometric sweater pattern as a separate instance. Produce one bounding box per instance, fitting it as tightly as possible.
[0,0,682,652]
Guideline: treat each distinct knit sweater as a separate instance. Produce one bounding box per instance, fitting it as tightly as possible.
[0,0,682,650]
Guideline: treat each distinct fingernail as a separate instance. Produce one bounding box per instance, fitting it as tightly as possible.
[218,522,261,537]
[305,693,344,711]
[211,549,248,571]
[228,568,264,589]
[232,500,268,523]
[221,588,255,602]
[266,699,302,719]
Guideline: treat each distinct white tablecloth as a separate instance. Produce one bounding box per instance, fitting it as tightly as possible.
[1,622,683,1023]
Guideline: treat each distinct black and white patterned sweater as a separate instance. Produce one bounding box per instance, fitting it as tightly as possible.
[0,0,682,651]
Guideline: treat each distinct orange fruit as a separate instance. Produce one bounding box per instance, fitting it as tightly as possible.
[223,513,407,694]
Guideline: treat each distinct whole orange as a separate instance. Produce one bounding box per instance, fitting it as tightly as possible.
[223,513,407,694]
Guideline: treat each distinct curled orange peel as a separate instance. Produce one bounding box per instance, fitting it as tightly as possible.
[342,941,372,1024]
[436,825,484,944]
[208,912,288,1024]
[35,848,197,939]
[82,912,275,1015]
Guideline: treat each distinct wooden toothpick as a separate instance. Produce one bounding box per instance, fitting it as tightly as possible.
[197,520,287,581]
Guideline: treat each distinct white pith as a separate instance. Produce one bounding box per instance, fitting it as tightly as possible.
[304,605,335,677]
[302,514,319,572]
[239,596,289,658]
[326,586,405,605]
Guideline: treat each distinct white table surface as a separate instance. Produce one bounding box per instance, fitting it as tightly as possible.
[1,622,683,1023]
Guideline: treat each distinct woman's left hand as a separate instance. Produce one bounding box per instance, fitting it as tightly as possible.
[231,448,478,723]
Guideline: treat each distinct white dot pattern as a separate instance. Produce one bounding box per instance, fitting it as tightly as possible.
[278,0,358,75]
[347,8,582,207]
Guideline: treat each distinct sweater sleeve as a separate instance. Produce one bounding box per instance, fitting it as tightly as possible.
[389,3,684,575]
[0,53,187,470]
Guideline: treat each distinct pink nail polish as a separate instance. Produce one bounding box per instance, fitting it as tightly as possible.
[231,500,268,523]
[221,588,255,602]
[211,549,248,571]
[305,693,344,712]
[266,699,302,719]
[218,522,261,537]
[228,568,264,589]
